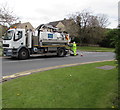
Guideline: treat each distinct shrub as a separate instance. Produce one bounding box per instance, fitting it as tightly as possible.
[114,29,120,108]
[98,29,117,48]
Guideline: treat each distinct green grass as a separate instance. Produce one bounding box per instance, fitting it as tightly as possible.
[2,61,118,108]
[77,46,115,52]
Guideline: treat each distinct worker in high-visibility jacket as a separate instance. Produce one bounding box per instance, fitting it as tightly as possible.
[71,42,77,56]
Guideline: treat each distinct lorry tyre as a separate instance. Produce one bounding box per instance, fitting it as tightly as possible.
[57,48,65,57]
[18,48,29,60]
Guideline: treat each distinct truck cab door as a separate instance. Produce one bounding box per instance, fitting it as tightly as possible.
[12,30,25,48]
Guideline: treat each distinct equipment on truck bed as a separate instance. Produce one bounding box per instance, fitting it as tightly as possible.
[3,24,70,59]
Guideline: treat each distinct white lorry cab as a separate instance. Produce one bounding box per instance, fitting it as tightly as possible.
[3,25,70,60]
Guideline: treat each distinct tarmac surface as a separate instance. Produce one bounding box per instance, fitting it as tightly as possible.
[2,51,115,77]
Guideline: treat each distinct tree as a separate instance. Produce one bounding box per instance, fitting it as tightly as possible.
[99,29,117,48]
[114,29,120,71]
[65,18,80,42]
[67,10,109,44]
[0,4,19,26]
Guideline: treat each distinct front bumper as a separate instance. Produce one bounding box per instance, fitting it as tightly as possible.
[3,48,18,57]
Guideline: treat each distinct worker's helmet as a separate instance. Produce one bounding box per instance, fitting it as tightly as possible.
[73,42,75,44]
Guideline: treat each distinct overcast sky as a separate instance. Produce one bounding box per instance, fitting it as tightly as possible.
[0,0,119,28]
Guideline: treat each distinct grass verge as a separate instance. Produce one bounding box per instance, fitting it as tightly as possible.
[77,46,115,52]
[2,61,118,108]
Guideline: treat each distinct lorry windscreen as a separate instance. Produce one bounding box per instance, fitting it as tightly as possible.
[4,30,14,40]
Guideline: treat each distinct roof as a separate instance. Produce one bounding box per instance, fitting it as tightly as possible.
[0,25,8,28]
[11,22,34,30]
[48,19,74,27]
[48,21,59,27]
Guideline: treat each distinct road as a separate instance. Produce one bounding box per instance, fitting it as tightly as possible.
[2,51,115,77]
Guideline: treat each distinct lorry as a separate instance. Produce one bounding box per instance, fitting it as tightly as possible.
[2,24,70,60]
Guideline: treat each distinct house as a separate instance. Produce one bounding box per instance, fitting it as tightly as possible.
[0,37,2,47]
[11,22,34,31]
[0,25,7,37]
[0,25,8,46]
[48,18,74,32]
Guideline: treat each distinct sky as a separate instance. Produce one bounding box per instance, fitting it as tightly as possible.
[0,0,119,28]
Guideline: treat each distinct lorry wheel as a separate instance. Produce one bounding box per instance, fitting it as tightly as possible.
[18,49,29,60]
[57,48,65,57]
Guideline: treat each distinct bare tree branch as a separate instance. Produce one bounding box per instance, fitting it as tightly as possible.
[0,3,19,26]
[66,10,110,44]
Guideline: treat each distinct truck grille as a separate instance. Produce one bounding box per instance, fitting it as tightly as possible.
[3,44,9,47]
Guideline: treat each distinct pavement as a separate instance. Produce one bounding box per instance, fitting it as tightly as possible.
[2,51,115,81]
